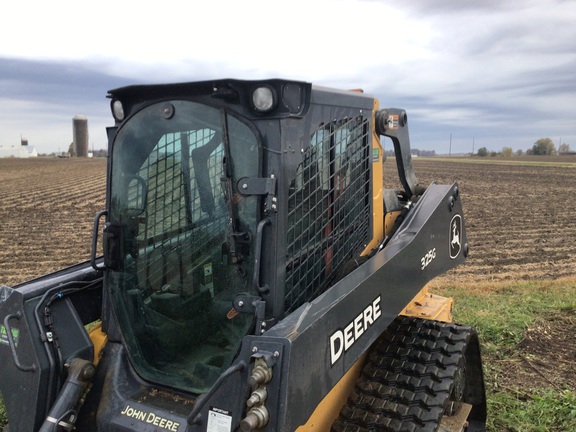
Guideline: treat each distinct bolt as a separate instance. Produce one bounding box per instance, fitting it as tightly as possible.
[81,363,96,380]
[238,301,244,307]
[273,351,280,358]
[242,183,248,190]
[252,346,258,353]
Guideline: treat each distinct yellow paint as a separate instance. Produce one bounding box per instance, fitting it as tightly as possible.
[296,353,367,432]
[363,98,384,255]
[88,322,108,365]
[400,285,454,322]
[384,210,401,237]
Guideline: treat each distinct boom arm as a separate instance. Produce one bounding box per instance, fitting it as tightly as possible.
[375,108,423,197]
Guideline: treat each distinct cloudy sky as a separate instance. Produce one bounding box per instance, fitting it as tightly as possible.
[1,0,574,155]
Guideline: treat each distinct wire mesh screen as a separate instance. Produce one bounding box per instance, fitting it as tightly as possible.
[130,130,227,293]
[285,116,371,313]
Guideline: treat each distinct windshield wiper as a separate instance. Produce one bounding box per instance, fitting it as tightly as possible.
[220,110,247,265]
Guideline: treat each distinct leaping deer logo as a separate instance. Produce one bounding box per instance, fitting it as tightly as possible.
[450,215,462,259]
[451,221,460,249]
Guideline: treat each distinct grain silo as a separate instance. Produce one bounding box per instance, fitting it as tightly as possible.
[73,114,89,157]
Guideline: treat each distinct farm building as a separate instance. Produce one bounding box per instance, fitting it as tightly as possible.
[0,144,38,158]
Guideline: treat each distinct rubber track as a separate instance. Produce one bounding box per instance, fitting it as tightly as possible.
[332,316,473,432]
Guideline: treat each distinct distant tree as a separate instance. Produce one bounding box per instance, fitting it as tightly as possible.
[559,143,571,154]
[516,149,524,156]
[420,150,436,157]
[93,149,108,158]
[68,142,75,157]
[490,151,498,157]
[532,138,555,156]
[526,148,533,155]
[477,147,489,157]
[501,147,513,157]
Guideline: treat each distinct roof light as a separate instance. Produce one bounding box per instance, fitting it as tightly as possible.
[111,99,125,121]
[252,86,276,112]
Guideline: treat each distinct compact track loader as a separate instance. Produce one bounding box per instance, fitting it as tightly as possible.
[0,79,486,432]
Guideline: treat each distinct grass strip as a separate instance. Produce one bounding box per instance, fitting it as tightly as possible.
[434,277,576,432]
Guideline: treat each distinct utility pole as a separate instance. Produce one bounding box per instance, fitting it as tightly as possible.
[449,133,452,157]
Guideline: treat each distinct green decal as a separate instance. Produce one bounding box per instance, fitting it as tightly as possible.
[0,324,19,347]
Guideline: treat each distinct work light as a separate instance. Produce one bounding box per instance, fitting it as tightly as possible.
[252,86,276,112]
[111,99,125,121]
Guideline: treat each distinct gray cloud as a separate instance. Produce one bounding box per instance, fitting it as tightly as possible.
[362,0,576,152]
[0,58,135,150]
[0,58,132,105]
[1,0,575,154]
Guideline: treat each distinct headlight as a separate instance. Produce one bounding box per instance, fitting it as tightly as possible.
[111,99,125,121]
[251,86,276,112]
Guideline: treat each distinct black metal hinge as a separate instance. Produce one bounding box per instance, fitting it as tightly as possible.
[237,176,278,214]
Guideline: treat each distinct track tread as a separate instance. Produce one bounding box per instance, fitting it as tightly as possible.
[332,316,474,432]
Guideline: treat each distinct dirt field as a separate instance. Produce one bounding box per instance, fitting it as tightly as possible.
[409,157,576,282]
[0,158,107,285]
[2,156,575,286]
[1,156,575,430]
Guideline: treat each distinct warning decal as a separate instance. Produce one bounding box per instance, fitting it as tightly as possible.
[207,407,232,432]
[0,324,19,347]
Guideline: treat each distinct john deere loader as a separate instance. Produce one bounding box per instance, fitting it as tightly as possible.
[0,79,486,432]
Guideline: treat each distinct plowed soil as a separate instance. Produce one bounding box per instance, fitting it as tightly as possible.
[406,157,576,283]
[3,157,575,286]
[1,156,575,423]
[0,158,107,285]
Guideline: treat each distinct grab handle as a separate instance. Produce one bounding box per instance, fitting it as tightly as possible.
[3,312,36,372]
[253,218,271,294]
[91,210,108,270]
